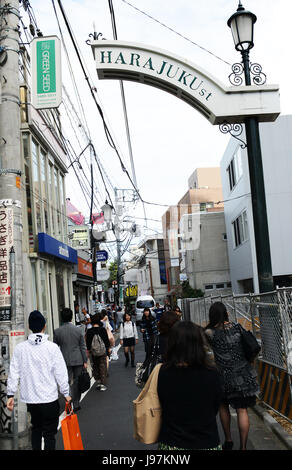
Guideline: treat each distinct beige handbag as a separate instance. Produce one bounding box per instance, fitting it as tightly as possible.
[133,363,162,444]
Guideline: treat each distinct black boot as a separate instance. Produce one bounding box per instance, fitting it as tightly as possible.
[125,352,129,367]
[131,352,135,367]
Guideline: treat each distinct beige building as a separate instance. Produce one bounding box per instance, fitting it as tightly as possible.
[162,167,231,299]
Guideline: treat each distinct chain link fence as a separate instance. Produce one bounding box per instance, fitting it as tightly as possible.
[180,287,292,372]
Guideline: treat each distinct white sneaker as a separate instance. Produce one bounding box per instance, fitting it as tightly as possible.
[99,385,107,391]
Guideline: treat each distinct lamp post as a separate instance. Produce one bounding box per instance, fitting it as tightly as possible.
[228,2,274,294]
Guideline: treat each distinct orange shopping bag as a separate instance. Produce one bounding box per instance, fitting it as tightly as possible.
[61,402,84,450]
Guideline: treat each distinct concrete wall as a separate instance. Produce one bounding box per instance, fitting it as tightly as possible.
[183,212,231,294]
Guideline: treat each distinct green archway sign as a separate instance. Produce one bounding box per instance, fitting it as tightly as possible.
[91,40,280,125]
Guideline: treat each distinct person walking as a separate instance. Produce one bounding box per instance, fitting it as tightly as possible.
[163,298,172,312]
[174,306,183,320]
[115,306,124,330]
[6,310,71,451]
[156,321,223,450]
[120,312,138,367]
[156,311,180,362]
[86,312,111,391]
[140,307,158,361]
[204,301,259,451]
[53,308,88,412]
[153,302,164,322]
[83,307,92,335]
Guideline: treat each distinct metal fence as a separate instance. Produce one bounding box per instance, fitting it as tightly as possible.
[179,287,292,373]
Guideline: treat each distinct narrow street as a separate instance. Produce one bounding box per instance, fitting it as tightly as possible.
[55,332,286,452]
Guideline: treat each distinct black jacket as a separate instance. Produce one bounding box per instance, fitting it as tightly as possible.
[86,323,111,355]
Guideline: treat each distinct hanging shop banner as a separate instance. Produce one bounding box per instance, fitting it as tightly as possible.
[78,257,93,277]
[96,250,108,262]
[69,225,90,250]
[66,200,85,226]
[92,212,105,225]
[31,35,62,109]
[0,208,13,309]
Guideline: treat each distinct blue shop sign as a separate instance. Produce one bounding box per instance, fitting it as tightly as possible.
[38,233,78,264]
[96,250,108,262]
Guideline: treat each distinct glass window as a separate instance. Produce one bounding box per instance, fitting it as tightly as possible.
[232,210,248,247]
[40,150,49,233]
[59,173,66,241]
[216,283,225,289]
[31,139,42,233]
[40,260,48,318]
[205,284,214,290]
[136,300,154,309]
[55,264,65,325]
[227,147,242,191]
[54,168,61,238]
[48,162,55,235]
[31,261,37,310]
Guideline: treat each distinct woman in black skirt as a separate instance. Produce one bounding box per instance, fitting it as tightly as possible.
[204,302,259,450]
[119,312,138,367]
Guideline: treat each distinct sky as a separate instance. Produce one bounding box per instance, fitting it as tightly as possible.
[24,0,292,256]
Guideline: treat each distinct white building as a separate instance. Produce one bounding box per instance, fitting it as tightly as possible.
[220,114,292,293]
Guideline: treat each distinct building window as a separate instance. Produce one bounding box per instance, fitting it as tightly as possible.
[205,284,214,290]
[232,210,249,247]
[227,147,243,191]
[31,139,42,233]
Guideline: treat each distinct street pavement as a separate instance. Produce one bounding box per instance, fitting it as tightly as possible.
[55,331,287,452]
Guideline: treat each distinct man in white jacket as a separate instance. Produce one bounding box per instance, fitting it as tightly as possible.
[6,310,71,450]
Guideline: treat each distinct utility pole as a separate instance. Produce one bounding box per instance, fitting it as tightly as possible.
[115,188,122,307]
[148,261,154,298]
[0,0,27,449]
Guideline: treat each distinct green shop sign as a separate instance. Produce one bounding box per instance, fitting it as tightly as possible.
[31,36,62,109]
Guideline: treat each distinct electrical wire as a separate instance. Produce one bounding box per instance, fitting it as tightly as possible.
[120,0,231,67]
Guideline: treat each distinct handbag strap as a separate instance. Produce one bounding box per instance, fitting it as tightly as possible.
[147,363,162,393]
[64,401,73,416]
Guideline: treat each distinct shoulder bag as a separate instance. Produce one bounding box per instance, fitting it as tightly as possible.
[239,324,261,362]
[78,367,91,394]
[133,363,162,444]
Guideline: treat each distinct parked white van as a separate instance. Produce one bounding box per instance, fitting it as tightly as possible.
[135,295,156,324]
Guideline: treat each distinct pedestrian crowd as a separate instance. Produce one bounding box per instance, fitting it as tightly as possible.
[6,297,259,451]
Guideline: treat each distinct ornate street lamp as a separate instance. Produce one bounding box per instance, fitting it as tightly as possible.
[227,2,266,87]
[227,2,274,294]
[228,1,256,52]
[101,200,114,227]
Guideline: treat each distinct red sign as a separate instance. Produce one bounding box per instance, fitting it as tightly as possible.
[92,212,104,225]
[66,199,85,225]
[78,257,93,277]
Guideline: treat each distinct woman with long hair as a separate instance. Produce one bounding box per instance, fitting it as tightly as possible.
[157,311,180,362]
[157,321,223,450]
[140,307,158,361]
[204,302,259,450]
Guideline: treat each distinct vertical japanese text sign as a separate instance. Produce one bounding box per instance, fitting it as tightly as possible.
[0,208,13,308]
[31,36,62,109]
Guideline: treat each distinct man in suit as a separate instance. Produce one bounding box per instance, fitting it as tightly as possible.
[53,308,88,412]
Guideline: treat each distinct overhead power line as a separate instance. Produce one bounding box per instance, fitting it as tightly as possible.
[120,0,231,66]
